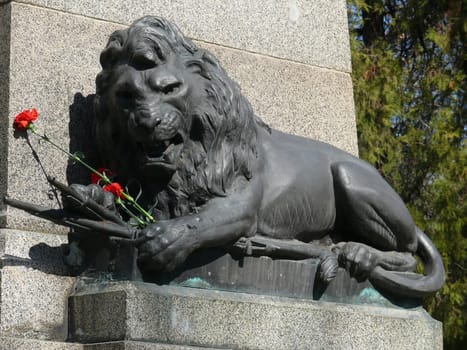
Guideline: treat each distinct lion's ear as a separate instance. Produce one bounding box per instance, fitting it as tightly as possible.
[185,50,225,81]
[185,53,213,81]
[100,30,126,69]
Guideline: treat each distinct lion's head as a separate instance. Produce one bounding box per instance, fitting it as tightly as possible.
[94,16,269,217]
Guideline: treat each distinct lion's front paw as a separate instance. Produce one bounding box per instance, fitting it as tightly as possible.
[337,242,378,281]
[135,221,199,272]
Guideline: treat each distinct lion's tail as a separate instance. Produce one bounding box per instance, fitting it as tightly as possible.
[370,227,445,298]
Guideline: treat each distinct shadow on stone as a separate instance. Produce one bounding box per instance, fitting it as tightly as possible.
[67,92,99,185]
[0,242,72,276]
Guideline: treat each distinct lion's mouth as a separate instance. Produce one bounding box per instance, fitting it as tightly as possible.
[138,133,184,168]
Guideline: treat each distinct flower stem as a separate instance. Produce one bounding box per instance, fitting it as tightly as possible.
[121,193,155,223]
[117,200,146,227]
[28,125,107,181]
[28,123,154,224]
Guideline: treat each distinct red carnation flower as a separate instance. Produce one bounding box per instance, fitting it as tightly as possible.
[13,109,38,131]
[90,167,114,184]
[103,182,124,199]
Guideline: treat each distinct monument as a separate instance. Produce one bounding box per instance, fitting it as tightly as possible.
[0,1,443,349]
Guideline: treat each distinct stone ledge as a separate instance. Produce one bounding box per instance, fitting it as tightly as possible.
[82,341,224,350]
[69,282,442,350]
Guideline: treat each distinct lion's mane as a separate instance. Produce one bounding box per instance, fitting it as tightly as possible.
[94,16,269,217]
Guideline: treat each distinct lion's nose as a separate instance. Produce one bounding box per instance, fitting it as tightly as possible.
[135,112,162,130]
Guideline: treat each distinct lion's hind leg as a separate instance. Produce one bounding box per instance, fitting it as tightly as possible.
[331,161,418,279]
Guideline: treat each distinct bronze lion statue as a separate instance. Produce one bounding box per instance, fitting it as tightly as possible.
[83,16,444,297]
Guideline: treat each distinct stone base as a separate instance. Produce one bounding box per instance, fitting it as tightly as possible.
[0,338,223,350]
[0,337,81,350]
[68,282,442,350]
[0,230,440,350]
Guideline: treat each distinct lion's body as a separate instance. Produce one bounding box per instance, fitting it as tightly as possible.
[257,129,349,239]
[257,129,345,239]
[90,16,445,297]
[227,127,418,254]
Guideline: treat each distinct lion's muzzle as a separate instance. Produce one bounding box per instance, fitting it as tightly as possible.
[127,104,186,173]
[130,106,183,143]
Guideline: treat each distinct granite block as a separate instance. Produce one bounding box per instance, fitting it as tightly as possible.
[4,3,357,233]
[69,282,443,350]
[15,0,351,72]
[69,289,127,342]
[0,266,75,340]
[0,337,82,350]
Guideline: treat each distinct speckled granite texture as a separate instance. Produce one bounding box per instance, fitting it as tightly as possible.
[68,282,442,350]
[0,229,75,341]
[0,337,82,350]
[14,0,351,72]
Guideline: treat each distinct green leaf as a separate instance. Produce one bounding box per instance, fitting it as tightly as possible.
[68,151,85,164]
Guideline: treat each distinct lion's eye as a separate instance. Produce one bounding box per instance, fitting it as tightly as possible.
[187,63,201,73]
[161,82,182,95]
[131,55,157,70]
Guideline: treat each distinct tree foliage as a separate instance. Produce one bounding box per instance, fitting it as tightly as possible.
[348,1,466,348]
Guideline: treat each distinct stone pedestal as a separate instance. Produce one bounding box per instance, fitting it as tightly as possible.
[66,282,442,350]
[0,229,443,349]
